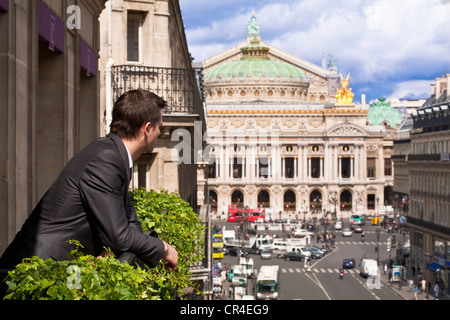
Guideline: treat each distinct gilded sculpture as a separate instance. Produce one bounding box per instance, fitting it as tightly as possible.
[335,73,354,105]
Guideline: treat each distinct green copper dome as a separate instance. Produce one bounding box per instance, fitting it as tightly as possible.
[206,58,305,80]
[206,37,305,81]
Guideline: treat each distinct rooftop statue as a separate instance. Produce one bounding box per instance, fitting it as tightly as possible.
[336,73,354,105]
[246,11,261,37]
[367,97,403,128]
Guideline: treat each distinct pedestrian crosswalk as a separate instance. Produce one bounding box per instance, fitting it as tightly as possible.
[281,267,360,275]
[334,241,384,246]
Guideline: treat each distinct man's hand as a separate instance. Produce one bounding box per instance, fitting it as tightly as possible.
[162,241,178,271]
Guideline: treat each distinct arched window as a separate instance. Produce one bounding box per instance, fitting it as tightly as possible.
[257,190,270,208]
[284,190,296,212]
[231,190,244,206]
[340,190,352,211]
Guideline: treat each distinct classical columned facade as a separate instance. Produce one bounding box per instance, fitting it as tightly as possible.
[205,106,392,220]
[202,13,395,220]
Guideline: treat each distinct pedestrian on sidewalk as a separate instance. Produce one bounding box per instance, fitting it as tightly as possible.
[413,286,418,300]
[434,282,439,299]
[421,278,426,294]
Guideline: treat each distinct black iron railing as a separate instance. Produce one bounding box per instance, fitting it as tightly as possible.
[112,65,204,115]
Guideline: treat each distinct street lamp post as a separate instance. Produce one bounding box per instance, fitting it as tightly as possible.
[376,227,381,266]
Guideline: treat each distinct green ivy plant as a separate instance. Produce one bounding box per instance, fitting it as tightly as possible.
[130,188,206,299]
[2,189,205,300]
[3,241,158,300]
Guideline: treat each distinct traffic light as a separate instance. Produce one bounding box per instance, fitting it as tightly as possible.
[375,246,379,254]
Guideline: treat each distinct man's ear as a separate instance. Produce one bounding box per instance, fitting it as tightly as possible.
[143,122,152,136]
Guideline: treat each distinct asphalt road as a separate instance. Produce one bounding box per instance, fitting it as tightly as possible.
[215,220,404,300]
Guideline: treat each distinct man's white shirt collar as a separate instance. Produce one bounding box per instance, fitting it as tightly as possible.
[124,144,133,170]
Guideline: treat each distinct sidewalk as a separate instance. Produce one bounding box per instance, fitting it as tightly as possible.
[380,274,449,301]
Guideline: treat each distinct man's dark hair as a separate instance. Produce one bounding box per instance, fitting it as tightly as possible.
[110,90,167,139]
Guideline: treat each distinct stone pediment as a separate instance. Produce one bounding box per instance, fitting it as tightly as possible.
[328,124,366,137]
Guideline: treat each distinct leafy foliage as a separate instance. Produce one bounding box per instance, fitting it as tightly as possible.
[3,189,205,300]
[130,188,206,299]
[3,241,158,300]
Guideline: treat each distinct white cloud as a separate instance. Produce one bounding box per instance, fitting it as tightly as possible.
[388,80,433,99]
[182,0,450,100]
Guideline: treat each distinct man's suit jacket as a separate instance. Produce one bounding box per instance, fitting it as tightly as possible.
[0,133,164,269]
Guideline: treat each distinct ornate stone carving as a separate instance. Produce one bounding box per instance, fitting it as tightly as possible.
[220,120,229,131]
[246,119,256,130]
[272,119,281,130]
[329,125,365,137]
[367,144,379,156]
[309,118,323,128]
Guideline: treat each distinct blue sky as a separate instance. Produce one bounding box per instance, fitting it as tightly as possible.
[179,0,450,103]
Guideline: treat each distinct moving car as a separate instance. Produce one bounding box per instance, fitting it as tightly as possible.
[305,246,324,259]
[293,229,314,237]
[227,247,248,257]
[342,258,356,269]
[342,228,352,237]
[283,251,304,261]
[334,221,343,230]
[360,259,378,278]
[260,249,272,260]
[354,225,364,233]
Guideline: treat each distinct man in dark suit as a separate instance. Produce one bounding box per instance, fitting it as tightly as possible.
[0,90,178,272]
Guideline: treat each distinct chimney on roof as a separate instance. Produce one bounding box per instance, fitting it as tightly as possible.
[435,77,441,97]
[447,74,450,99]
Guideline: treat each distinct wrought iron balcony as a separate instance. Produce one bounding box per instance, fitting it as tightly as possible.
[112,65,204,115]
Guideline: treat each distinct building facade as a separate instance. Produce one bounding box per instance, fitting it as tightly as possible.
[0,0,108,254]
[202,13,397,221]
[99,0,206,212]
[98,0,209,294]
[406,74,450,294]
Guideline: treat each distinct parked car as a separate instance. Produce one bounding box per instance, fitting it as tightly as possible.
[342,228,352,237]
[283,251,304,261]
[260,249,272,260]
[227,247,248,257]
[342,258,356,269]
[306,247,324,259]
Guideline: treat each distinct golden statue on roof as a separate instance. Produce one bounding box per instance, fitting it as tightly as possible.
[336,73,354,105]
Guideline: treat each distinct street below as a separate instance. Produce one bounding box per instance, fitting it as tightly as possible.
[213,219,405,300]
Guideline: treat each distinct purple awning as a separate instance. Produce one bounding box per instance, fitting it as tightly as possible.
[80,40,97,77]
[0,0,8,12]
[39,0,64,53]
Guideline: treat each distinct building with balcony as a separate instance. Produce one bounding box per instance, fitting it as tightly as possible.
[99,0,206,212]
[0,0,108,255]
[98,0,209,296]
[202,13,398,221]
[406,74,450,294]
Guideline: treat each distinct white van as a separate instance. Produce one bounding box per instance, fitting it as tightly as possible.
[271,240,288,251]
[286,246,311,258]
[359,259,378,278]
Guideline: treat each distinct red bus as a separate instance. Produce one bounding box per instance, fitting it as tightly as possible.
[227,205,265,222]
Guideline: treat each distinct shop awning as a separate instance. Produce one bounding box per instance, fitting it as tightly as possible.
[427,262,442,273]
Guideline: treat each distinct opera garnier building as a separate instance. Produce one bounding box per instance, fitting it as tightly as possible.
[202,13,400,221]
